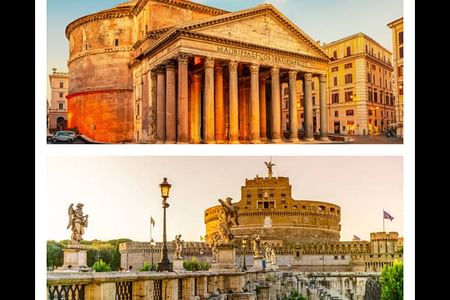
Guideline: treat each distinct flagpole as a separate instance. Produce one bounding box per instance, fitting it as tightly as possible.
[383,211,385,232]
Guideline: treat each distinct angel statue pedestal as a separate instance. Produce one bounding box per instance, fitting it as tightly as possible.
[61,242,89,271]
[212,243,237,271]
[252,256,264,271]
[173,259,184,271]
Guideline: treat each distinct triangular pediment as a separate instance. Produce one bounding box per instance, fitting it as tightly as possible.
[179,4,329,60]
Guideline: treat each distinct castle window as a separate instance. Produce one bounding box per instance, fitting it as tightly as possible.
[264,202,269,209]
[115,39,119,47]
[59,103,63,110]
[59,92,64,98]
[341,255,345,260]
[334,256,338,260]
[296,251,300,258]
[247,193,251,198]
[59,82,64,88]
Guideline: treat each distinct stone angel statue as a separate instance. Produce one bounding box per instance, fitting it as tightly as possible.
[67,203,88,243]
[174,234,184,259]
[218,197,239,243]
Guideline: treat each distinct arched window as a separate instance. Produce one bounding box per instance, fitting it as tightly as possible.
[59,103,63,110]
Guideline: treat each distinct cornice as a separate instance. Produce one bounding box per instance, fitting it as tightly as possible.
[66,8,132,39]
[68,47,133,65]
[136,29,329,65]
[133,0,228,16]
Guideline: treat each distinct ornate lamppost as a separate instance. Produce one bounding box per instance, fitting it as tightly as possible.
[150,238,156,271]
[157,177,173,272]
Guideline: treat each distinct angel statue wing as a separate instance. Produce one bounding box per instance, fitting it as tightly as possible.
[67,203,74,229]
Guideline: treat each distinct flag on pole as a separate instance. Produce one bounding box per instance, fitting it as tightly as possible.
[383,210,394,221]
[150,216,156,227]
[353,235,361,241]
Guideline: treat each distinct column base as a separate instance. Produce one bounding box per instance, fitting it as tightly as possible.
[165,140,176,144]
[156,140,165,144]
[304,137,315,142]
[216,139,226,144]
[191,138,202,144]
[270,138,283,144]
[260,137,268,143]
[205,140,216,144]
[289,137,300,143]
[251,139,261,144]
[320,136,330,142]
[229,140,240,144]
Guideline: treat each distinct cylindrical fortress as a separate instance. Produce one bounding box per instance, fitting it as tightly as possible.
[204,172,341,247]
[65,2,135,142]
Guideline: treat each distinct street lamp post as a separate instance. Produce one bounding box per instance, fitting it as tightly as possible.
[150,238,156,271]
[157,177,173,272]
[242,237,247,271]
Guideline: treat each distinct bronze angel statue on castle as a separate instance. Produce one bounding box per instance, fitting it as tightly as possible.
[67,203,89,243]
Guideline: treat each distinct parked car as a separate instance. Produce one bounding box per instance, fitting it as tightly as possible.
[52,131,77,143]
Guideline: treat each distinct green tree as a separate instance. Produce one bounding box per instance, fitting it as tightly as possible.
[183,258,210,271]
[92,259,112,272]
[380,260,403,300]
[47,241,64,270]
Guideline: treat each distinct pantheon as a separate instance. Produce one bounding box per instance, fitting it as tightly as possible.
[66,0,330,143]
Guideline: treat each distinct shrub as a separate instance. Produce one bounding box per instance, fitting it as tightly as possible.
[92,259,112,272]
[183,258,210,271]
[380,260,403,300]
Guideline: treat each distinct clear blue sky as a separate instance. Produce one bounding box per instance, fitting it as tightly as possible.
[47,156,403,242]
[47,0,403,75]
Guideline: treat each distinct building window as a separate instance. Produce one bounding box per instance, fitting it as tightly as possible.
[386,95,389,104]
[346,110,354,116]
[59,92,64,98]
[312,96,316,106]
[373,75,375,84]
[346,46,351,57]
[344,63,352,69]
[58,103,63,110]
[333,77,338,86]
[136,103,140,116]
[312,81,315,90]
[367,73,371,83]
[85,44,88,51]
[365,45,368,53]
[284,88,289,95]
[374,92,378,103]
[399,31,404,44]
[334,256,338,260]
[341,255,345,260]
[114,39,119,47]
[368,90,372,102]
[345,91,353,102]
[372,65,376,70]
[333,50,337,59]
[345,74,352,84]
[371,48,374,55]
[399,84,403,95]
[399,47,404,58]
[285,101,289,109]
[335,111,339,117]
[398,65,403,77]
[332,66,339,72]
[332,93,339,104]
[59,82,64,88]
[375,120,378,126]
[369,109,373,116]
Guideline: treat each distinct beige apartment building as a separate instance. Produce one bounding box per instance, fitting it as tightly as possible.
[281,33,395,136]
[48,70,69,131]
[323,33,395,135]
[388,18,404,137]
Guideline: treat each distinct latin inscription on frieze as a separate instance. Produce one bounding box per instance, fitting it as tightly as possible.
[217,46,311,68]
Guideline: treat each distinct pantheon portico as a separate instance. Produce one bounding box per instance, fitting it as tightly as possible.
[132,4,330,144]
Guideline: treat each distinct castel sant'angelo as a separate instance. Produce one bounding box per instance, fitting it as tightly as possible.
[120,162,403,273]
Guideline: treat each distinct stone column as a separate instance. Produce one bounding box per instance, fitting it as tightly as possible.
[156,67,166,143]
[204,57,215,144]
[229,61,239,144]
[165,61,177,144]
[259,76,267,141]
[149,70,157,143]
[288,70,299,143]
[271,67,282,143]
[215,63,225,143]
[177,55,189,143]
[304,73,314,141]
[319,74,329,141]
[190,73,201,143]
[250,64,261,144]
